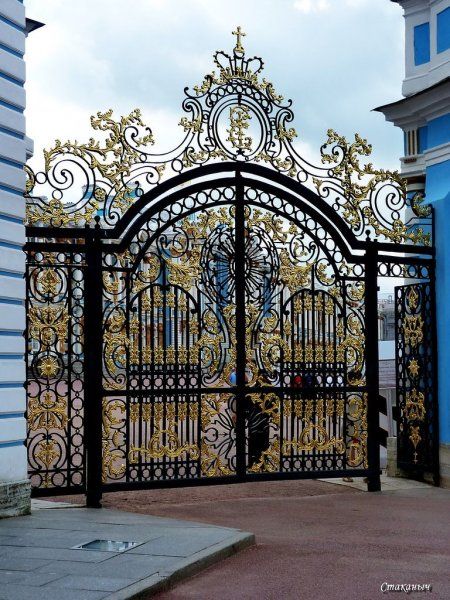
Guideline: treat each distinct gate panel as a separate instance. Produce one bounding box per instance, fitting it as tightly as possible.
[242,196,369,476]
[395,282,439,480]
[101,200,239,486]
[26,249,86,493]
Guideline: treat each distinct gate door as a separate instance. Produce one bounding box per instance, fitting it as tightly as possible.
[100,178,370,489]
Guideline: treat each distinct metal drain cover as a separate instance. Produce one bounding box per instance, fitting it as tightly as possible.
[73,539,137,552]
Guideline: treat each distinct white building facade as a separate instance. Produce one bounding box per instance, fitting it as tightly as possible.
[0,0,35,516]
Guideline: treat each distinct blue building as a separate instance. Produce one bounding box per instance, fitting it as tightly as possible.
[377,0,450,488]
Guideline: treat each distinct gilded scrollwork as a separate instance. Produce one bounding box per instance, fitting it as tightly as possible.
[396,284,435,470]
[346,394,368,468]
[283,423,345,455]
[403,315,424,348]
[29,306,69,348]
[25,30,431,246]
[129,427,200,463]
[102,398,126,482]
[28,391,67,431]
[404,389,425,422]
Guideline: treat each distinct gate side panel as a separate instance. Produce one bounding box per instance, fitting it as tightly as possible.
[395,282,439,480]
[26,248,86,494]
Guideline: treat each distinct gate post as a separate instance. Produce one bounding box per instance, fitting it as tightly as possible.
[365,240,381,491]
[84,219,103,507]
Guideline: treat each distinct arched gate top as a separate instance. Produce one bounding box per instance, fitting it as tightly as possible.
[25,28,432,249]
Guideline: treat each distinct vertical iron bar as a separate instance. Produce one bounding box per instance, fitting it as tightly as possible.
[430,260,440,486]
[365,241,381,492]
[235,169,247,478]
[85,221,103,507]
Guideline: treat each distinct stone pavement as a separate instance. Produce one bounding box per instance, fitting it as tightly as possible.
[319,472,434,492]
[0,501,254,599]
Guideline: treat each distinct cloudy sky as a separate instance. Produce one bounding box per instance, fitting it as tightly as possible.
[24,0,405,171]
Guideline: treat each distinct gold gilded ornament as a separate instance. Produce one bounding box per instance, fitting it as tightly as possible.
[408,359,420,377]
[227,106,252,151]
[38,356,59,378]
[232,26,246,55]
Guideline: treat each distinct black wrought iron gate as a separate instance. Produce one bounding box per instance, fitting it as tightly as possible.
[25,29,438,505]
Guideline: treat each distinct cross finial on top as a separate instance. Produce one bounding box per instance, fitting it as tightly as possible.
[232,26,246,55]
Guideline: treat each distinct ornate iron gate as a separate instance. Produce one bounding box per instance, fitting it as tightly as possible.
[25,30,437,505]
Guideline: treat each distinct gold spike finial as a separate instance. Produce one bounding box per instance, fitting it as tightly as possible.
[232,26,246,55]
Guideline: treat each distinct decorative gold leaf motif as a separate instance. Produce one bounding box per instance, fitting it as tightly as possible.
[409,425,421,464]
[29,306,69,348]
[408,358,420,377]
[28,391,67,431]
[37,356,59,378]
[404,315,424,348]
[282,422,345,455]
[248,439,280,473]
[407,287,419,310]
[227,106,252,151]
[38,269,59,295]
[404,389,425,422]
[200,441,233,477]
[36,440,59,471]
[129,427,199,463]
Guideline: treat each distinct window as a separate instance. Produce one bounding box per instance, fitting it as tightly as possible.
[437,7,450,53]
[414,22,430,65]
[404,128,419,156]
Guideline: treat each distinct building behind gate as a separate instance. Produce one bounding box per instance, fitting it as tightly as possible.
[377,0,450,488]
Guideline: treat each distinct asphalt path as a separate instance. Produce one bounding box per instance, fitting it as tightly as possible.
[88,479,450,600]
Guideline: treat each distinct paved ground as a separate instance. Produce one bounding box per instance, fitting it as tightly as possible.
[78,477,450,600]
[0,502,253,599]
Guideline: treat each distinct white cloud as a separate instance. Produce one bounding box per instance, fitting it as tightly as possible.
[345,0,370,7]
[293,0,330,13]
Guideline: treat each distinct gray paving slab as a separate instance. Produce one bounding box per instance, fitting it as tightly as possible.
[36,554,179,577]
[0,570,63,586]
[129,527,241,557]
[46,574,136,592]
[0,584,109,600]
[0,530,128,548]
[0,557,52,571]
[0,504,254,600]
[0,545,119,562]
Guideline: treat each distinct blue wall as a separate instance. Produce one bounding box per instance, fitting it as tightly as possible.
[437,7,450,54]
[428,113,450,148]
[409,114,450,155]
[414,22,430,65]
[426,159,450,443]
[418,125,428,154]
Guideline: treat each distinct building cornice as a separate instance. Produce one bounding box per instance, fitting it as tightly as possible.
[398,142,450,177]
[425,140,450,166]
[374,77,450,127]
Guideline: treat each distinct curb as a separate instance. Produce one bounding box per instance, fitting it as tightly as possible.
[109,530,255,599]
